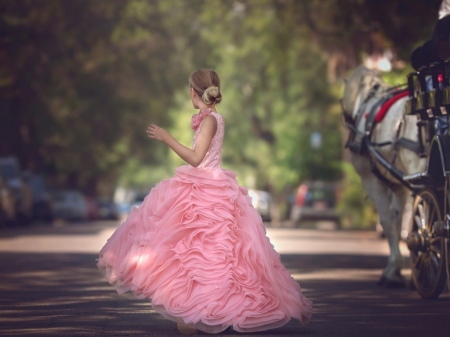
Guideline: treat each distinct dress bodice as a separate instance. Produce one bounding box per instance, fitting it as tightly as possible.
[192,112,224,169]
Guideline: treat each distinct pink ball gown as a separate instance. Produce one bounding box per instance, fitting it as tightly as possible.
[97,109,313,334]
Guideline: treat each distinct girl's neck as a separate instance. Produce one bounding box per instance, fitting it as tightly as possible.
[197,102,216,113]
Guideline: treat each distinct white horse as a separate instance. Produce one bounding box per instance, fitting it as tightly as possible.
[341,66,427,287]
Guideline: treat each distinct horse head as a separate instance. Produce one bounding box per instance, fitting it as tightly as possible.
[341,65,388,123]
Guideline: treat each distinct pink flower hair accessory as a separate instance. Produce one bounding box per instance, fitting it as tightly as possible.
[191,108,212,131]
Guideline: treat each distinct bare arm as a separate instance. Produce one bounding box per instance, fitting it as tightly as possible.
[147,115,217,167]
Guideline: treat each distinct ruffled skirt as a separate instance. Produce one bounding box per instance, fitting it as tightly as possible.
[97,165,312,334]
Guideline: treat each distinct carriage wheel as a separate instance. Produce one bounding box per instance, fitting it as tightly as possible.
[409,188,447,299]
[446,177,450,291]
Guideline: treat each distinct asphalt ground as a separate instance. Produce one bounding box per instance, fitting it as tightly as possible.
[0,220,449,337]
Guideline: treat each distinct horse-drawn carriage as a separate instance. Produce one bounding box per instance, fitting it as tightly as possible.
[403,60,450,299]
[341,58,450,299]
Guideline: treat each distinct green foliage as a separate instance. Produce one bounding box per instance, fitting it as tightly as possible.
[290,0,441,78]
[189,0,343,191]
[0,0,441,202]
[381,66,414,87]
[0,0,209,194]
[337,162,378,229]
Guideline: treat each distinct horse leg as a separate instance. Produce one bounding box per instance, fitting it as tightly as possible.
[380,186,409,288]
[359,174,405,287]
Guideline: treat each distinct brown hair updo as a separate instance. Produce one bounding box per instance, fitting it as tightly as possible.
[189,69,222,105]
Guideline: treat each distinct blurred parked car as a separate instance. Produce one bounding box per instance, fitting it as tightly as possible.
[290,181,340,227]
[28,173,53,222]
[130,192,147,209]
[116,202,131,219]
[248,189,272,222]
[51,190,88,221]
[119,192,148,217]
[0,157,33,224]
[84,196,99,221]
[96,199,119,220]
[0,174,17,226]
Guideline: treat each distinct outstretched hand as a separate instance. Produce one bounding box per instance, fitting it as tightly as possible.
[146,115,216,167]
[147,124,168,142]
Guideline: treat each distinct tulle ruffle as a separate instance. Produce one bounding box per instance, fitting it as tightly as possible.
[97,165,312,333]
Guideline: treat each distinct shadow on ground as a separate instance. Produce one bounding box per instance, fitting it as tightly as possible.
[0,220,120,238]
[0,251,449,336]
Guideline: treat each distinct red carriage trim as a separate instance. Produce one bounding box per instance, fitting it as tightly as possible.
[374,90,409,123]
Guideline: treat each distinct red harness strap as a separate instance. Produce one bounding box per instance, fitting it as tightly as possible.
[374,90,409,123]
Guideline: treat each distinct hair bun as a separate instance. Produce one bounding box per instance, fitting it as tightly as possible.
[202,86,221,104]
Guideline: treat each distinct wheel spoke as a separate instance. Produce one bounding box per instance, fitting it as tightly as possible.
[414,254,423,270]
[428,205,436,230]
[416,263,423,282]
[430,251,441,272]
[430,237,442,249]
[428,259,437,286]
[418,259,427,288]
[414,215,424,231]
[430,245,442,256]
[425,197,430,218]
[424,259,431,289]
[418,203,426,227]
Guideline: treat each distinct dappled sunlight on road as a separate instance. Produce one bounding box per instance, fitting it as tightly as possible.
[0,252,174,337]
[0,221,120,253]
[0,221,449,336]
[291,268,389,281]
[266,227,410,257]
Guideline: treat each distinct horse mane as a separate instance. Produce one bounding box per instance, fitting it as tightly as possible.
[342,65,389,116]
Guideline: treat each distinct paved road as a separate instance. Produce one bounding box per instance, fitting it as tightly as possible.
[0,220,449,337]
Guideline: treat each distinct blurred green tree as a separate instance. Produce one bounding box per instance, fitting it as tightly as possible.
[0,0,443,207]
[1,0,131,194]
[0,0,210,194]
[168,0,342,195]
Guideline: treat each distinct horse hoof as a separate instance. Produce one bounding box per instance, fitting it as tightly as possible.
[377,276,406,288]
[384,280,406,288]
[377,276,387,286]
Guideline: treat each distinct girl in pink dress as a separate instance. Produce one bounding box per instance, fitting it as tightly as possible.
[97,69,312,334]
